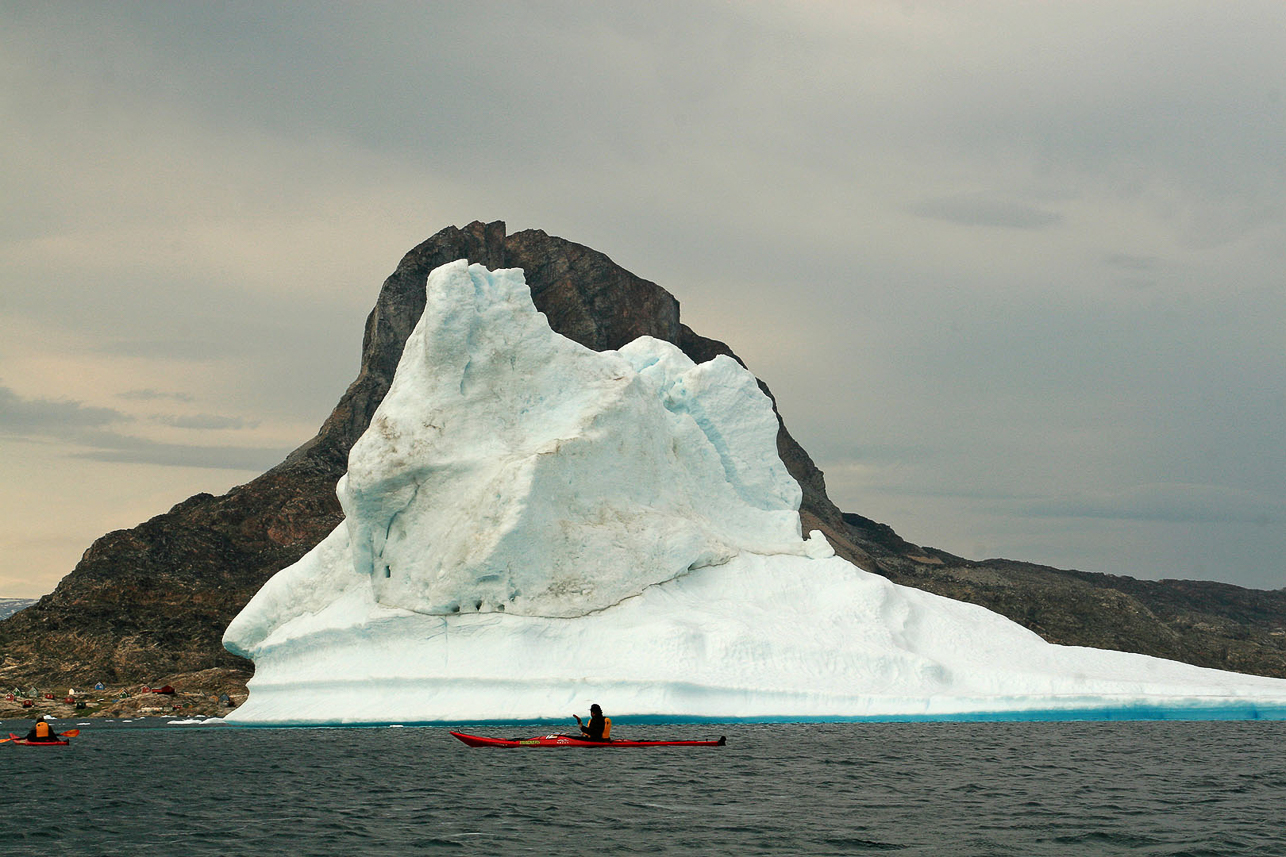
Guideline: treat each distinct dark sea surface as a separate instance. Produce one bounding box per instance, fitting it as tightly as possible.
[3,718,1283,856]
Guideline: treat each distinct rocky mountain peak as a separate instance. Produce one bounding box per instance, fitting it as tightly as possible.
[0,222,846,688]
[3,222,1283,696]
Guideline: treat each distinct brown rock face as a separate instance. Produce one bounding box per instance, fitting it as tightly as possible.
[3,220,1284,694]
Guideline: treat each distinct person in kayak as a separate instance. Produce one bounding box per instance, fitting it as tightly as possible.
[574,704,611,742]
[24,717,61,743]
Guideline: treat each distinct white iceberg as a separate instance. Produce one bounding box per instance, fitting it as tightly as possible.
[223,260,1286,724]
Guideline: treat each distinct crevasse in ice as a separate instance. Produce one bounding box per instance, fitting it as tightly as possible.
[223,260,1286,724]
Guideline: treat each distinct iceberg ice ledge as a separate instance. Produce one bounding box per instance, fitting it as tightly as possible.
[224,261,1286,724]
[227,553,1286,724]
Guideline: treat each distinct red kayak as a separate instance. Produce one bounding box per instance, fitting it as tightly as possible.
[7,733,70,746]
[451,731,725,748]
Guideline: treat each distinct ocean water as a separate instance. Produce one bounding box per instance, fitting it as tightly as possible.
[3,719,1284,856]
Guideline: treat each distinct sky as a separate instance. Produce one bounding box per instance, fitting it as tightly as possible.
[2,1,1284,597]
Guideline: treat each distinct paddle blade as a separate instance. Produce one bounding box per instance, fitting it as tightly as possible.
[61,729,80,738]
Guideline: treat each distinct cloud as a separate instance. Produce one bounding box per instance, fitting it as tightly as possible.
[1103,253,1158,271]
[908,195,1063,229]
[155,413,257,430]
[94,339,228,361]
[0,384,129,435]
[117,389,195,403]
[1,386,283,471]
[1022,483,1280,526]
[72,430,289,472]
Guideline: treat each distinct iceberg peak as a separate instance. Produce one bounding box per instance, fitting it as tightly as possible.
[227,260,807,657]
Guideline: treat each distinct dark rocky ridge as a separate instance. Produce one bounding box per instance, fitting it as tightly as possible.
[3,221,1284,694]
[843,515,1286,677]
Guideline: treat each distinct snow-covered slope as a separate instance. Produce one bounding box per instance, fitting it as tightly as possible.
[223,261,1286,724]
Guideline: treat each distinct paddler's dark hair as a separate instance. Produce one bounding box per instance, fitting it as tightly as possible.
[590,703,602,715]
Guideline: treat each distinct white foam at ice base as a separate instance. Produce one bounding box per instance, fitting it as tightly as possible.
[168,718,227,726]
[223,261,1286,725]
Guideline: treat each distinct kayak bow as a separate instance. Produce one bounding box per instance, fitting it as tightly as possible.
[450,731,726,748]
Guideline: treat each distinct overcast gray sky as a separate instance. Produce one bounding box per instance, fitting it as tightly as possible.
[3,1,1284,597]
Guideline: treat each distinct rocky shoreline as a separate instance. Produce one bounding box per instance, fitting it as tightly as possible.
[1,667,248,721]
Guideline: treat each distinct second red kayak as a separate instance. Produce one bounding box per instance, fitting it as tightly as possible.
[451,731,726,748]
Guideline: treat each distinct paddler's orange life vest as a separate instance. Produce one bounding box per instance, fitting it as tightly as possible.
[602,717,612,740]
[35,721,51,739]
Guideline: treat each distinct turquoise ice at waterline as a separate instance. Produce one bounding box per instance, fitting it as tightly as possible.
[223,261,1286,726]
